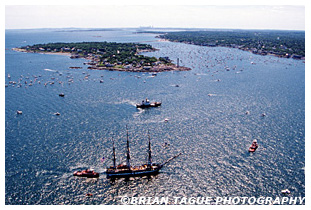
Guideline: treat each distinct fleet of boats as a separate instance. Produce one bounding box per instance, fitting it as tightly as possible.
[72,128,181,180]
[8,65,266,183]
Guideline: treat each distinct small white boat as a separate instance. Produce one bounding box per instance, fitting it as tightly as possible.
[281,189,291,194]
[164,118,169,122]
[54,112,61,116]
[17,110,22,114]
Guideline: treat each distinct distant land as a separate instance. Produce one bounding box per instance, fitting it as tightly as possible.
[151,30,305,59]
[13,41,191,72]
[12,28,305,72]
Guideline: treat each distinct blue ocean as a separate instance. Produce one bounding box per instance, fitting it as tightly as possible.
[5,29,305,204]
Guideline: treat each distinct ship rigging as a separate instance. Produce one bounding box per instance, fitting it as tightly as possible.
[105,128,181,179]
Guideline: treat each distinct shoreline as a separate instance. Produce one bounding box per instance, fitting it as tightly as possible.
[12,48,72,56]
[158,39,305,60]
[87,65,191,72]
[12,47,191,72]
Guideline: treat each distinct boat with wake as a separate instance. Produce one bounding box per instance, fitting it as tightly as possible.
[136,98,161,108]
[73,169,99,178]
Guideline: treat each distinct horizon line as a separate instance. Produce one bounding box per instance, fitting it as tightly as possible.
[5,27,305,31]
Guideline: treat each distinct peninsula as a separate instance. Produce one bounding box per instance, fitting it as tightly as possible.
[14,42,191,72]
[154,30,305,60]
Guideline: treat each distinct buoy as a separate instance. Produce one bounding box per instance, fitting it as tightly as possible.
[162,142,170,147]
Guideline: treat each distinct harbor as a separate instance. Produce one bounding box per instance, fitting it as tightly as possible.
[5,28,305,205]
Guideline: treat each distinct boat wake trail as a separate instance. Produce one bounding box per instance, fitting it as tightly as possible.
[111,99,137,107]
[44,68,58,72]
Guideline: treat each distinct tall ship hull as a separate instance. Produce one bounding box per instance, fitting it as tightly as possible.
[106,164,162,179]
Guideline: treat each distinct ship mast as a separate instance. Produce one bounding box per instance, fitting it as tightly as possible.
[147,131,152,168]
[126,126,131,169]
[112,138,116,169]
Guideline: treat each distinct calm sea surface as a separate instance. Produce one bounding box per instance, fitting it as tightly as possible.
[5,29,305,204]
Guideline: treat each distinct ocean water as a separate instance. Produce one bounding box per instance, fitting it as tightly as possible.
[5,29,305,205]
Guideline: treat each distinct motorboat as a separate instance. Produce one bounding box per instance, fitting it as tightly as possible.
[73,169,99,178]
[136,98,161,108]
[249,139,258,152]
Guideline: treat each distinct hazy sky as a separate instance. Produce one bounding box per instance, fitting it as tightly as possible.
[5,4,305,30]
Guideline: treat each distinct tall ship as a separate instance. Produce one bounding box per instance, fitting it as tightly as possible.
[106,128,180,179]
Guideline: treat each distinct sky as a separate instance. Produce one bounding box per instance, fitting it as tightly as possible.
[4,3,306,30]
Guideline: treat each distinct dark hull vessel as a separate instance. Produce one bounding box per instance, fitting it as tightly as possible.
[106,164,162,179]
[136,98,161,108]
[105,128,179,179]
[136,102,161,108]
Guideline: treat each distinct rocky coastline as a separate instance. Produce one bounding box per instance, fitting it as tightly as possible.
[12,46,191,72]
